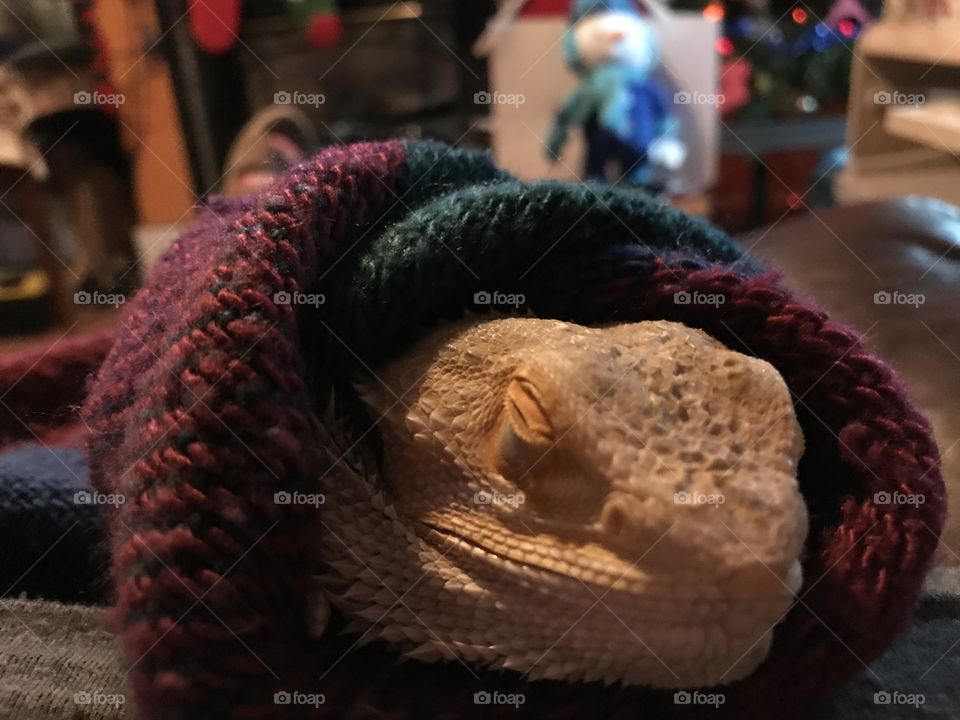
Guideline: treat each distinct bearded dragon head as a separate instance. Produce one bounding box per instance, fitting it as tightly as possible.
[316,317,807,689]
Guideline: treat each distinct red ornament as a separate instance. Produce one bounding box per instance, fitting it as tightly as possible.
[188,0,242,55]
[719,57,752,116]
[306,13,344,49]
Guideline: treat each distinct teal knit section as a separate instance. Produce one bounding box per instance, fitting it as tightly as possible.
[396,140,513,207]
[313,178,747,373]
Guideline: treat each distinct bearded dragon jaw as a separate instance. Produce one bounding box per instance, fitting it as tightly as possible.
[315,317,808,689]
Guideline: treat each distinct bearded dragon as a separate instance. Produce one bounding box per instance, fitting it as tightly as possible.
[314,317,807,689]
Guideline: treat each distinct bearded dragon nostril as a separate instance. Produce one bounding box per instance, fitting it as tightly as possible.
[601,502,628,537]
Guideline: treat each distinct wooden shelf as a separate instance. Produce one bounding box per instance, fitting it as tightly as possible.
[837,164,960,204]
[884,94,960,154]
[858,21,960,66]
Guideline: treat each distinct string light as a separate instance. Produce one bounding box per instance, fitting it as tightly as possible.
[792,7,809,23]
[703,1,725,21]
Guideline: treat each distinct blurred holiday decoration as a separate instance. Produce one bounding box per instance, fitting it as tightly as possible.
[837,0,960,204]
[188,1,343,54]
[676,0,878,118]
[476,0,719,195]
[188,0,242,54]
[545,0,687,186]
[295,0,344,48]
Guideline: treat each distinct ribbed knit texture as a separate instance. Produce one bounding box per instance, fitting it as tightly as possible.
[80,140,945,719]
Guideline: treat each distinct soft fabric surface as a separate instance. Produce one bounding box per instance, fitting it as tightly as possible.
[2,582,959,720]
[0,139,940,719]
[0,445,110,604]
[824,567,960,719]
[0,598,128,719]
[0,328,113,450]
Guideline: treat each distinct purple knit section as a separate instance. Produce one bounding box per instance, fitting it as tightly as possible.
[83,141,407,719]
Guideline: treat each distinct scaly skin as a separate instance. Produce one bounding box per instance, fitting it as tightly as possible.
[314,317,807,688]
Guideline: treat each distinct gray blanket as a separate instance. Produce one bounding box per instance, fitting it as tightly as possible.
[2,570,959,719]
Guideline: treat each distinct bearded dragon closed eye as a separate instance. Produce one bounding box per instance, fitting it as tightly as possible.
[313,317,807,689]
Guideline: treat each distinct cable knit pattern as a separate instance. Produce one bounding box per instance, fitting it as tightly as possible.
[81,140,945,719]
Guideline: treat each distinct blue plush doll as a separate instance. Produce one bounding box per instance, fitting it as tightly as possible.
[546,0,686,186]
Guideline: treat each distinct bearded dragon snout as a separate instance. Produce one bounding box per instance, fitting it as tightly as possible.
[597,491,803,594]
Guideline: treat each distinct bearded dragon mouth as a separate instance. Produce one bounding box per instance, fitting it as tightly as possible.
[418,521,588,581]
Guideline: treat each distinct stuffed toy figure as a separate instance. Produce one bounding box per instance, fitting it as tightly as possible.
[547,0,686,185]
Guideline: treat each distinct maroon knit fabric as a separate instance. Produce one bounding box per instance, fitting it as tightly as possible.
[0,328,113,451]
[79,141,944,719]
[84,141,407,719]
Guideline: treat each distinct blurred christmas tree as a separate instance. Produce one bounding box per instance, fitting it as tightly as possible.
[673,0,882,118]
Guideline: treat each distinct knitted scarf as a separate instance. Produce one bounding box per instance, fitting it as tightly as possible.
[76,140,943,719]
